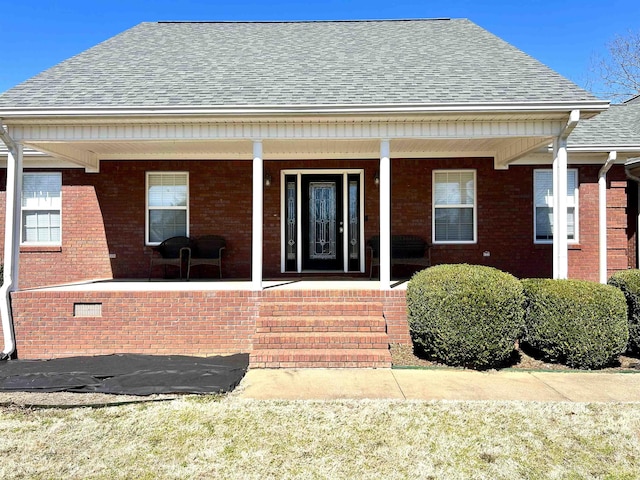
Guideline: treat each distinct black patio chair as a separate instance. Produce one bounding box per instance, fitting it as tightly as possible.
[188,235,226,279]
[148,235,193,280]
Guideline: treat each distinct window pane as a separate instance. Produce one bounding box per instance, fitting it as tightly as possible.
[535,206,553,240]
[148,173,187,207]
[149,210,187,243]
[534,170,578,242]
[534,170,553,207]
[22,211,60,244]
[567,171,577,205]
[567,207,575,240]
[434,207,474,242]
[22,174,61,209]
[434,172,474,206]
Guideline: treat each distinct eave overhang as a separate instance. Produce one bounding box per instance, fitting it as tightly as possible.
[0,101,609,172]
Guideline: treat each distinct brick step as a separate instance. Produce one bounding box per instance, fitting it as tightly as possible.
[260,301,384,317]
[256,316,386,333]
[249,348,392,368]
[253,331,389,350]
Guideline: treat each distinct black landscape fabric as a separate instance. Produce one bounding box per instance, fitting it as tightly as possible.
[0,353,249,395]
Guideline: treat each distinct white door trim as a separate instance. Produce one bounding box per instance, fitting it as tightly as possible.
[280,168,365,273]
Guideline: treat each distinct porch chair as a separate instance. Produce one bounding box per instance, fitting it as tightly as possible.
[187,235,226,279]
[367,235,432,279]
[148,235,193,280]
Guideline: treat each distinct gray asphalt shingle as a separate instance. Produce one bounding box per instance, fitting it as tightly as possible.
[568,96,640,146]
[0,19,598,108]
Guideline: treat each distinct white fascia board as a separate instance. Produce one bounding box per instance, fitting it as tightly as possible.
[514,151,630,165]
[0,100,610,119]
[567,145,640,153]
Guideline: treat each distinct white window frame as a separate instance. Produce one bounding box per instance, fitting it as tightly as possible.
[432,169,477,244]
[20,172,62,246]
[145,171,189,246]
[533,168,579,244]
[279,169,365,273]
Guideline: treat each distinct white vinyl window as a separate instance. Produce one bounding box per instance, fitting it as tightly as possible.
[534,169,578,243]
[432,170,476,244]
[21,173,62,245]
[146,172,189,245]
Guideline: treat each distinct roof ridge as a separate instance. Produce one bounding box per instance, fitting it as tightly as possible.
[155,18,454,25]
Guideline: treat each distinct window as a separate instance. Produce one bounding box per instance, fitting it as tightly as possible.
[146,172,189,245]
[21,173,62,245]
[433,170,476,243]
[534,169,578,243]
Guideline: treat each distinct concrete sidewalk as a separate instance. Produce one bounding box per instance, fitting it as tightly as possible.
[235,368,640,402]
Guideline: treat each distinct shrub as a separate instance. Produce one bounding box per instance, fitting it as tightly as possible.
[522,279,628,369]
[407,264,525,369]
[608,270,640,353]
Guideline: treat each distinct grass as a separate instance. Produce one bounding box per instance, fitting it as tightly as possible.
[0,396,639,479]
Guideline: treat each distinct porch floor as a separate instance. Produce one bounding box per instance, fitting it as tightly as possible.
[21,278,410,292]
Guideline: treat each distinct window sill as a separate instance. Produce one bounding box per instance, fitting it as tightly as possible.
[533,243,581,250]
[20,245,62,253]
[432,243,478,250]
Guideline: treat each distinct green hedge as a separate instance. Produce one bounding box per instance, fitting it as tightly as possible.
[608,270,640,353]
[522,279,628,369]
[407,264,525,369]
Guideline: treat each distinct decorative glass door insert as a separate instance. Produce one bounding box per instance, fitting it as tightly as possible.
[309,181,337,260]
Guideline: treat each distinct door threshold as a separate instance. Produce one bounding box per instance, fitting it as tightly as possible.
[298,270,348,274]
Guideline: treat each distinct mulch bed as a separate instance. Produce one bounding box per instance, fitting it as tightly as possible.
[390,343,640,372]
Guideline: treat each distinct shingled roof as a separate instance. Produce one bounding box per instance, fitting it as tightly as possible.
[0,19,599,109]
[568,95,640,147]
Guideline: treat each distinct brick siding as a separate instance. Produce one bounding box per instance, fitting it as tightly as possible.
[0,159,632,287]
[0,159,635,359]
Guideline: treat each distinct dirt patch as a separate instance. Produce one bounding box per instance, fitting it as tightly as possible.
[390,343,640,372]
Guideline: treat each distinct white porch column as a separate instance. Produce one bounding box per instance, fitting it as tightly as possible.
[599,151,617,283]
[1,142,23,356]
[551,140,558,277]
[553,137,569,279]
[379,140,391,290]
[252,141,263,291]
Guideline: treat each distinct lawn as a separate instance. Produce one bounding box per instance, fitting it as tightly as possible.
[1,395,639,479]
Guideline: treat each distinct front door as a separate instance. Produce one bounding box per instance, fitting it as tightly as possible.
[302,175,344,270]
[282,170,363,273]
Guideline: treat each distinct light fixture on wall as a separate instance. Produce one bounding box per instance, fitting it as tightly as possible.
[374,171,380,186]
[264,171,272,187]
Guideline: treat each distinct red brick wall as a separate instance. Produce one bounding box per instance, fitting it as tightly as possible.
[10,288,410,358]
[566,167,631,281]
[0,160,633,288]
[11,290,260,358]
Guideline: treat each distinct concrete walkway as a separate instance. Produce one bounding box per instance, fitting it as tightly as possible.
[235,368,640,402]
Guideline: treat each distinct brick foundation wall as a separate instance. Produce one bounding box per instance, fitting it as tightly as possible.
[381,290,411,344]
[11,290,261,359]
[10,288,412,359]
[0,160,634,289]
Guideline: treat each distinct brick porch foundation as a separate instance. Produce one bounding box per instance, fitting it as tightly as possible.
[9,288,410,366]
